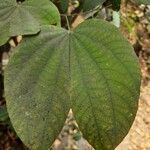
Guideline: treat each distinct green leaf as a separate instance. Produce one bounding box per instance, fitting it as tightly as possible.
[79,0,106,11]
[5,19,140,149]
[50,0,69,12]
[112,0,121,11]
[135,0,150,4]
[104,0,121,11]
[0,106,9,122]
[0,0,60,46]
[61,0,69,12]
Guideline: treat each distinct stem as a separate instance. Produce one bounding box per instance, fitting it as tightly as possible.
[65,15,71,31]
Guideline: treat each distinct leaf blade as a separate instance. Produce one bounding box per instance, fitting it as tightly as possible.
[5,26,71,149]
[5,19,141,149]
[0,0,60,46]
[79,0,106,11]
[71,19,140,149]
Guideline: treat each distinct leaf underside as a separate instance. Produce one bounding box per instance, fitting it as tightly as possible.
[0,0,60,46]
[5,19,141,150]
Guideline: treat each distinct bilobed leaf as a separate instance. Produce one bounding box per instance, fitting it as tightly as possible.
[5,19,140,149]
[135,0,150,4]
[79,0,106,11]
[0,0,60,46]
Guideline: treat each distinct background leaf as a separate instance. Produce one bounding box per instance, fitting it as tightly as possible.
[79,0,106,11]
[135,0,150,4]
[60,0,69,12]
[112,0,121,11]
[50,0,69,13]
[104,0,121,11]
[0,106,8,122]
[5,19,140,149]
[0,0,60,46]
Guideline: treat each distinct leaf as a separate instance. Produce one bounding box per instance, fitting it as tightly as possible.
[79,0,106,11]
[104,0,121,11]
[135,0,150,4]
[0,106,9,122]
[112,0,121,11]
[60,0,69,12]
[50,0,69,12]
[0,0,60,46]
[5,19,141,149]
